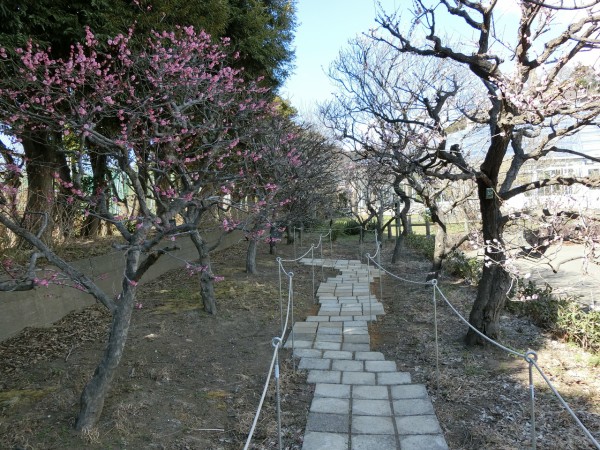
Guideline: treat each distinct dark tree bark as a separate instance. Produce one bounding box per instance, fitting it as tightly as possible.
[190,230,217,314]
[81,150,109,237]
[75,249,140,431]
[427,207,448,281]
[392,189,410,264]
[465,132,512,345]
[246,239,258,274]
[21,131,57,243]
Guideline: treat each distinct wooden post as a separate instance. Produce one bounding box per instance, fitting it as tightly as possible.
[425,219,431,236]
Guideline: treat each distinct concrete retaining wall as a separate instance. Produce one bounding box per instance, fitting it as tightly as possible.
[0,230,244,342]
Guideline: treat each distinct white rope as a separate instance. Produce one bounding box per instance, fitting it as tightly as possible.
[366,253,432,286]
[374,256,599,448]
[530,359,600,449]
[243,347,278,450]
[279,244,315,263]
[243,271,294,449]
[433,283,527,359]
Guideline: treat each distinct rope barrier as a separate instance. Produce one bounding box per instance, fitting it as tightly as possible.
[244,226,344,448]
[243,269,294,450]
[365,252,599,449]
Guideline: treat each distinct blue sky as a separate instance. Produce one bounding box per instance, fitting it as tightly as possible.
[279,0,383,115]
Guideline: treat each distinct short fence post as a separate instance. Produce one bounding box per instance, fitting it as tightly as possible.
[526,350,538,450]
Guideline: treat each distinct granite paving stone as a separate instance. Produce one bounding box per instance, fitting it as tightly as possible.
[352,399,392,416]
[297,257,447,450]
[393,398,435,416]
[365,360,397,372]
[299,358,331,370]
[342,371,376,385]
[352,385,389,400]
[331,359,364,372]
[302,431,348,450]
[391,384,428,399]
[314,383,351,399]
[352,415,395,434]
[377,371,412,385]
[351,434,398,450]
[306,412,349,433]
[310,397,350,414]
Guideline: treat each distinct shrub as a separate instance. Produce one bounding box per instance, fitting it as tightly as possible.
[405,233,435,260]
[444,251,482,285]
[507,279,600,353]
[340,219,362,236]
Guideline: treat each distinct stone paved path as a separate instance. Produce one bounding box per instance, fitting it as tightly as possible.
[285,258,448,450]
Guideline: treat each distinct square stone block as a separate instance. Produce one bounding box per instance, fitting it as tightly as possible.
[311,397,350,414]
[391,384,428,399]
[306,412,349,433]
[343,335,371,344]
[342,371,376,385]
[308,370,341,384]
[377,372,411,385]
[299,358,331,370]
[317,327,342,335]
[352,415,395,434]
[293,348,322,359]
[314,341,341,350]
[343,327,369,335]
[354,351,385,361]
[352,399,392,416]
[329,316,347,322]
[315,334,343,343]
[351,434,397,450]
[392,398,434,416]
[365,360,397,372]
[285,339,313,349]
[342,343,371,352]
[399,434,448,450]
[314,383,351,399]
[395,415,442,434]
[332,360,363,372]
[322,350,353,360]
[302,431,348,450]
[307,316,330,322]
[352,385,389,400]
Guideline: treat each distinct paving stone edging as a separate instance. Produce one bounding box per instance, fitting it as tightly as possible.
[285,258,448,450]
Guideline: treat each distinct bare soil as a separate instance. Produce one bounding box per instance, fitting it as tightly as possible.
[0,241,324,449]
[1,235,599,449]
[369,240,600,450]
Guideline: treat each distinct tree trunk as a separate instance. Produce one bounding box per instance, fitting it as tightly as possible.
[75,249,140,431]
[427,229,447,281]
[246,239,258,274]
[427,207,448,281]
[190,230,217,314]
[21,131,57,243]
[465,174,509,345]
[285,222,294,244]
[81,151,109,237]
[391,192,410,264]
[391,235,404,264]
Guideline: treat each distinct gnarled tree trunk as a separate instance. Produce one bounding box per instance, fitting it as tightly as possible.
[392,190,410,264]
[465,132,511,345]
[75,249,140,430]
[246,239,258,274]
[190,230,217,314]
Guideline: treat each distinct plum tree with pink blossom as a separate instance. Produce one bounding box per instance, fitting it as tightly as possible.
[0,25,291,429]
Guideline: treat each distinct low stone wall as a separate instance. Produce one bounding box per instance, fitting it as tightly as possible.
[0,230,244,342]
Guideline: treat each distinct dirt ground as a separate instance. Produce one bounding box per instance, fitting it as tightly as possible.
[0,240,324,449]
[1,235,599,449]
